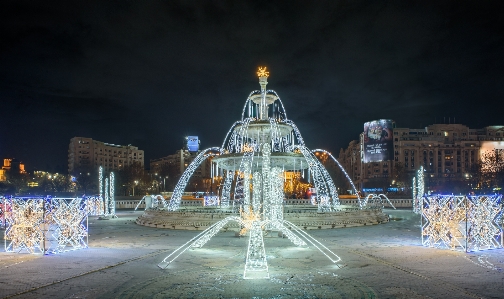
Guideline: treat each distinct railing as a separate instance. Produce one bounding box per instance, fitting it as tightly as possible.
[115,198,414,209]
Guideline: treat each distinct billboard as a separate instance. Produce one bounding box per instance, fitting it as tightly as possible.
[479,141,504,173]
[363,119,394,163]
[187,136,199,152]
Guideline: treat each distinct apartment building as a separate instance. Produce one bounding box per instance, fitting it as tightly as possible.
[338,123,504,192]
[68,137,144,174]
[150,149,209,179]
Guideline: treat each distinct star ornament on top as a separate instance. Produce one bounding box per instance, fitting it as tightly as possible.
[257,67,269,78]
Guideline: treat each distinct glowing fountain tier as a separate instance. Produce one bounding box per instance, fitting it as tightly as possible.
[213,151,307,170]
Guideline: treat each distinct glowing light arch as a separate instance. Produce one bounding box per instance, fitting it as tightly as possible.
[168,147,222,211]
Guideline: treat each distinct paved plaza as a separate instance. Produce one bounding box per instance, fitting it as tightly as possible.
[1,209,503,299]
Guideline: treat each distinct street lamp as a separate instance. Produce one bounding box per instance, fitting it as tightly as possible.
[133,180,139,196]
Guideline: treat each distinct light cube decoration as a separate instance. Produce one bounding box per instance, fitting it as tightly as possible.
[422,194,503,252]
[84,195,104,216]
[4,197,88,254]
[1,196,7,228]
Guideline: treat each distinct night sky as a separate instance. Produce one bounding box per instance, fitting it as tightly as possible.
[1,0,503,172]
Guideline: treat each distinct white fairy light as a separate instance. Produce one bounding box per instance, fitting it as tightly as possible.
[98,166,104,211]
[363,194,396,209]
[168,147,221,211]
[220,170,234,208]
[421,194,503,252]
[109,172,117,218]
[158,67,346,278]
[84,195,103,215]
[204,196,219,206]
[99,166,103,199]
[244,220,269,279]
[412,166,424,214]
[312,149,360,205]
[104,178,109,215]
[4,197,88,254]
[412,177,417,209]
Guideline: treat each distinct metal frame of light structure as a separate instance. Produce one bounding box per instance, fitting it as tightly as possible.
[421,194,503,252]
[4,197,88,254]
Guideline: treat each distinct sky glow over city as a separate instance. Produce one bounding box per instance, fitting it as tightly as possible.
[1,0,503,171]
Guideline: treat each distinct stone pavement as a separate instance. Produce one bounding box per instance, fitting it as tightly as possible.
[0,210,503,299]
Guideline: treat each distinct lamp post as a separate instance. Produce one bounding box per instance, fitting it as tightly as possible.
[133,180,138,196]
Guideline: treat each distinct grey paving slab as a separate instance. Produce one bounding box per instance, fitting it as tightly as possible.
[1,210,503,299]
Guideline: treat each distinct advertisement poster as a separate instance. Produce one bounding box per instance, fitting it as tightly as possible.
[363,119,394,163]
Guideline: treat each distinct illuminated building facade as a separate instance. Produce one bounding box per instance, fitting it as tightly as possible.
[68,137,144,174]
[150,149,211,182]
[0,158,26,181]
[339,124,504,192]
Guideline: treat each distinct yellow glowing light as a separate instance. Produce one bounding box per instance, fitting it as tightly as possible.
[257,67,269,78]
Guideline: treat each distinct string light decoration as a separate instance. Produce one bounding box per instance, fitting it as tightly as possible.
[168,147,221,211]
[108,172,117,218]
[99,166,103,200]
[362,194,396,209]
[1,196,7,228]
[135,195,168,211]
[220,170,234,208]
[204,196,219,206]
[158,68,350,278]
[104,178,109,215]
[84,195,103,215]
[412,166,424,214]
[4,197,88,254]
[412,177,417,207]
[244,220,269,279]
[159,143,340,279]
[421,194,503,252]
[312,149,360,207]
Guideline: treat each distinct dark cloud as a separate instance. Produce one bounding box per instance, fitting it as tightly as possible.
[1,0,504,171]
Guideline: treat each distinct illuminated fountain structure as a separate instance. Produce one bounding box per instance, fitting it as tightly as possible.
[168,67,359,213]
[154,68,383,278]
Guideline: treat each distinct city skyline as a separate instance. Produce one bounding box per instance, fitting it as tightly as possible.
[1,1,503,172]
